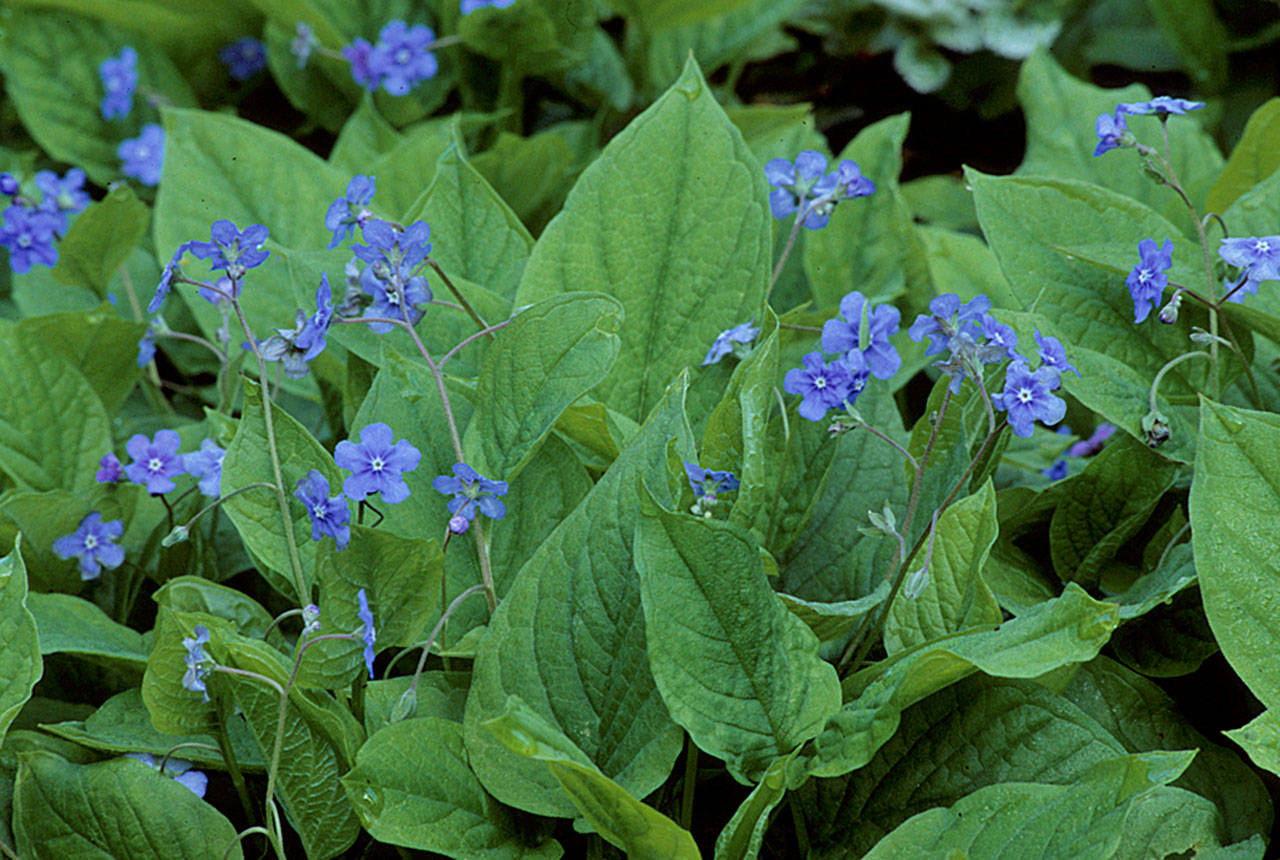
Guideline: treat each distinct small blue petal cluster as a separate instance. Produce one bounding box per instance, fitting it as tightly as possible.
[190,220,270,279]
[183,439,226,498]
[433,463,508,532]
[0,168,90,274]
[1127,238,1174,323]
[461,0,516,12]
[702,321,759,366]
[334,422,421,504]
[357,588,377,679]
[96,453,125,483]
[1219,235,1280,303]
[786,289,900,421]
[291,22,317,68]
[182,625,212,702]
[125,429,184,495]
[764,151,875,230]
[343,21,439,96]
[1094,96,1204,157]
[119,124,165,186]
[992,361,1067,438]
[684,462,739,499]
[1043,422,1116,481]
[325,175,377,249]
[295,470,351,551]
[220,37,267,81]
[124,753,208,797]
[52,512,124,580]
[136,323,157,366]
[351,219,434,331]
[260,274,335,379]
[99,46,138,120]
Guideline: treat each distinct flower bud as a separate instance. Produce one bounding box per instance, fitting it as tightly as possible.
[902,567,930,599]
[1157,290,1182,324]
[161,525,189,547]
[1141,410,1171,448]
[448,514,470,535]
[390,687,417,723]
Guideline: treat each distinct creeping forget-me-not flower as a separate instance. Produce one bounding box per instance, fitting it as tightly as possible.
[993,361,1067,438]
[295,470,351,551]
[183,439,226,498]
[220,37,267,81]
[52,512,125,580]
[125,429,184,495]
[432,462,508,523]
[325,175,376,249]
[357,588,376,679]
[821,291,901,380]
[334,422,421,504]
[783,351,865,421]
[182,625,211,702]
[99,46,138,120]
[1127,238,1174,323]
[119,124,165,186]
[702,321,759,366]
[124,753,208,797]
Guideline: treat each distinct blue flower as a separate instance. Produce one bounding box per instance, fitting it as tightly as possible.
[783,351,865,421]
[359,265,431,331]
[1068,423,1115,458]
[124,753,208,797]
[124,429,184,495]
[99,46,137,120]
[702,321,759,366]
[0,205,59,274]
[35,168,89,235]
[368,21,438,96]
[1093,111,1130,157]
[183,439,226,498]
[357,588,376,679]
[765,151,835,230]
[1034,329,1080,378]
[353,219,432,272]
[907,293,990,357]
[182,625,211,702]
[334,422,421,504]
[1042,459,1068,481]
[343,38,380,91]
[197,275,239,307]
[1220,236,1280,284]
[220,37,267,81]
[432,462,509,522]
[979,313,1018,362]
[136,325,156,367]
[119,124,165,186]
[1127,238,1173,323]
[148,239,194,314]
[0,173,18,196]
[325,175,377,249]
[295,470,351,550]
[96,453,124,483]
[821,291,901,380]
[291,22,317,68]
[993,361,1066,438]
[260,275,334,379]
[834,160,875,199]
[462,0,516,12]
[189,220,269,279]
[52,512,125,580]
[1117,96,1205,117]
[684,462,739,498]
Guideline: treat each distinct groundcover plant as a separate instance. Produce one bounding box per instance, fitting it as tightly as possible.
[3,1,1280,858]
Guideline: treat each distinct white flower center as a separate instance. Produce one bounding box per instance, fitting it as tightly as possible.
[1256,239,1272,254]
[813,376,826,389]
[84,534,98,549]
[148,457,163,472]
[312,503,327,520]
[135,145,150,160]
[395,48,411,64]
[1017,387,1034,404]
[1138,270,1151,284]
[370,456,384,472]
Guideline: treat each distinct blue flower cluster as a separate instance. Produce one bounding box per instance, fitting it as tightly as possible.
[765,151,875,230]
[1042,423,1116,481]
[461,0,516,12]
[96,431,226,498]
[433,463,508,534]
[1093,96,1205,157]
[98,46,138,120]
[1220,235,1280,303]
[702,321,759,366]
[97,47,166,185]
[784,290,897,421]
[0,168,89,274]
[344,21,439,96]
[219,37,267,81]
[1125,233,1280,321]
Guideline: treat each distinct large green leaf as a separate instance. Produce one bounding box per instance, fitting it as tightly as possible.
[462,374,693,818]
[456,0,595,75]
[16,308,146,415]
[1146,0,1227,92]
[798,585,1119,780]
[1015,51,1222,225]
[884,479,1003,653]
[515,58,769,423]
[860,751,1198,860]
[484,698,700,860]
[469,292,622,480]
[26,591,148,672]
[635,491,841,783]
[1190,398,1280,710]
[0,325,112,492]
[0,9,196,186]
[1206,98,1280,214]
[644,0,801,90]
[13,751,242,859]
[0,538,41,747]
[342,717,563,858]
[52,185,150,299]
[221,377,340,601]
[803,113,930,309]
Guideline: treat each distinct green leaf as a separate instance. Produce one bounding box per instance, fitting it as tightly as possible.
[13,752,242,859]
[1227,709,1280,779]
[153,576,277,640]
[341,717,563,858]
[456,0,595,74]
[884,480,1003,653]
[643,0,801,90]
[1015,51,1222,224]
[469,293,622,480]
[26,591,148,672]
[634,488,841,783]
[516,57,769,423]
[0,10,197,186]
[404,144,534,299]
[615,0,756,31]
[484,698,701,860]
[1111,541,1197,620]
[1048,435,1178,587]
[39,688,266,772]
[0,538,41,747]
[471,127,590,236]
[1190,397,1280,710]
[1146,0,1227,91]
[776,583,890,643]
[799,585,1119,780]
[462,374,693,818]
[16,307,146,415]
[52,186,150,299]
[1207,98,1280,213]
[803,113,930,308]
[0,324,112,492]
[221,377,339,601]
[713,752,794,860]
[860,751,1197,860]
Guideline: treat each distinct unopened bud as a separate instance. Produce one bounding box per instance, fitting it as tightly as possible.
[302,604,321,636]
[1157,291,1182,324]
[390,687,417,723]
[448,514,470,535]
[1141,410,1171,448]
[902,567,930,599]
[161,525,189,547]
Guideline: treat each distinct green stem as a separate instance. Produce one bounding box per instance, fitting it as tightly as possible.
[679,735,699,831]
[215,718,257,825]
[428,260,491,334]
[766,209,807,306]
[1149,351,1211,415]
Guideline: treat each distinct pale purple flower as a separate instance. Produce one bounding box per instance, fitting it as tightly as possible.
[52,512,124,580]
[821,291,901,380]
[183,439,226,498]
[432,462,508,522]
[124,429,184,494]
[333,422,421,504]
